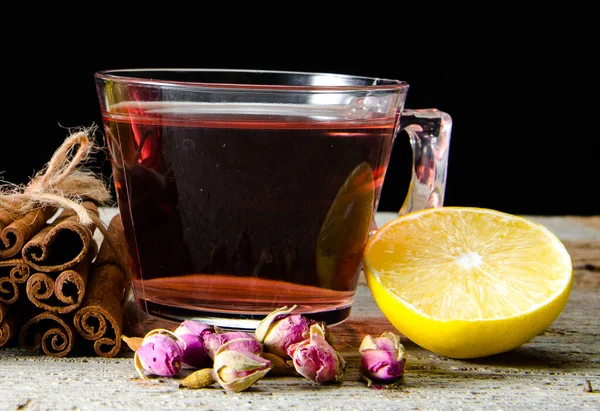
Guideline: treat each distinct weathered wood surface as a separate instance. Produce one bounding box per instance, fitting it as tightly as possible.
[0,211,598,411]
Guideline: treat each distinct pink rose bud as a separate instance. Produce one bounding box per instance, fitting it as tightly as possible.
[358,331,406,389]
[213,339,272,392]
[287,323,346,384]
[175,320,214,338]
[174,320,214,369]
[255,305,316,358]
[203,331,261,360]
[134,329,183,378]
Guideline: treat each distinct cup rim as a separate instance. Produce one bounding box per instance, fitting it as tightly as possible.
[94,68,409,92]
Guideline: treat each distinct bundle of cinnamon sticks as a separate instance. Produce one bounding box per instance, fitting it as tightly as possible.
[0,129,130,358]
[0,204,129,357]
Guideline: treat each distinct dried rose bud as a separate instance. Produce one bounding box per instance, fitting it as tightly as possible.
[203,331,261,360]
[224,337,263,355]
[287,323,346,384]
[175,320,214,338]
[174,320,214,369]
[134,329,183,378]
[213,339,272,392]
[358,331,406,389]
[255,305,316,358]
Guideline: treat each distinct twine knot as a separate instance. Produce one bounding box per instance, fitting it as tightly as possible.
[0,127,112,225]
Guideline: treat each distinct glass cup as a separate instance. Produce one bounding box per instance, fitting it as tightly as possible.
[94,69,452,329]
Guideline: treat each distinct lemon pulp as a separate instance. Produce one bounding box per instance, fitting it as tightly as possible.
[363,207,573,359]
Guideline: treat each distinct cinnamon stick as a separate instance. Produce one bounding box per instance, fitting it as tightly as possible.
[0,207,56,259]
[73,214,128,358]
[18,311,76,357]
[0,301,7,322]
[0,302,18,347]
[0,259,30,305]
[21,201,98,272]
[0,210,13,234]
[25,244,96,314]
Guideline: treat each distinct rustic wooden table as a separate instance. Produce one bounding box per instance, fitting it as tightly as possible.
[0,210,598,410]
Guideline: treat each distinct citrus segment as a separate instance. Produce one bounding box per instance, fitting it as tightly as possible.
[363,207,573,359]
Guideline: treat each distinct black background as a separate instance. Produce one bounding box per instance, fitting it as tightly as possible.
[2,4,597,216]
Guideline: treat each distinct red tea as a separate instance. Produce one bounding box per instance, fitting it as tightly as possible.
[103,102,397,327]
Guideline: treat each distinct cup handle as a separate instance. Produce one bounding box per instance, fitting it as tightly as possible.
[398,109,452,215]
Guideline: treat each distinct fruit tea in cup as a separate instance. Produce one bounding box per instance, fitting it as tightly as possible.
[95,69,452,329]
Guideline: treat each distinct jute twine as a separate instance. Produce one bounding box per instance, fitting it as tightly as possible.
[0,127,131,304]
[0,127,111,224]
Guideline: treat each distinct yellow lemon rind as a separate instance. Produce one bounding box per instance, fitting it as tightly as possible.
[365,266,573,359]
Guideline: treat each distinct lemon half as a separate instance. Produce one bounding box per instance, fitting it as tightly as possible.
[363,207,573,359]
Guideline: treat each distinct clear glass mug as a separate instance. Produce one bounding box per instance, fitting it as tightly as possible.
[94,69,452,329]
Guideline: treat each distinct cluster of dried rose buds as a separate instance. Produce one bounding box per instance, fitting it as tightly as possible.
[255,305,345,384]
[124,305,405,392]
[128,324,271,393]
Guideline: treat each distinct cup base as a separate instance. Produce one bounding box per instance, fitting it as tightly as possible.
[134,297,353,331]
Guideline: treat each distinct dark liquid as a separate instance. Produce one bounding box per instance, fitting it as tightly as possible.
[103,102,396,328]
